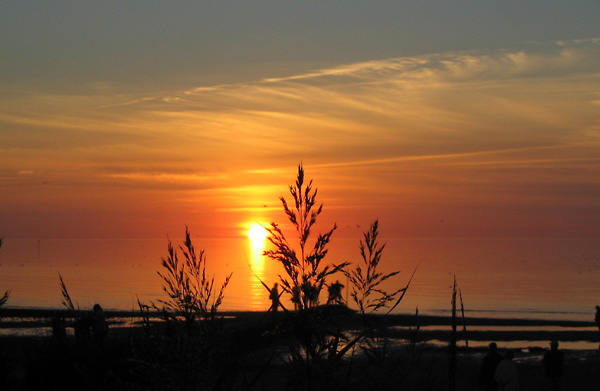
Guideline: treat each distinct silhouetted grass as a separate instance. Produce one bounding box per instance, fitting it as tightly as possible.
[7,167,599,390]
[343,220,416,315]
[58,273,77,314]
[0,238,10,318]
[2,309,599,390]
[263,164,349,311]
[155,226,232,328]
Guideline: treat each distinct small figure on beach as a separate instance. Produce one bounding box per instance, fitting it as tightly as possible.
[494,350,519,391]
[543,340,563,391]
[74,316,92,344]
[301,282,319,308]
[596,305,600,349]
[51,311,67,343]
[291,285,301,311]
[91,303,108,347]
[479,342,503,391]
[326,280,345,305]
[268,283,280,312]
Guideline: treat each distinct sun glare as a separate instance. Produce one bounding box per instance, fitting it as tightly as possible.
[247,223,268,241]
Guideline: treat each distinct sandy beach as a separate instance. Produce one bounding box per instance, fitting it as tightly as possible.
[1,307,599,390]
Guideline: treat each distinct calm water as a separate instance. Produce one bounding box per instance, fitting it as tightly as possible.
[0,237,598,322]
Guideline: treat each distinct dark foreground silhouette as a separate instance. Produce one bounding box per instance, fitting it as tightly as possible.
[1,308,599,391]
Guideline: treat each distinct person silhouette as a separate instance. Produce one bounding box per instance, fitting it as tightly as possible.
[268,283,280,312]
[494,350,519,391]
[74,316,92,345]
[91,304,108,347]
[291,285,301,310]
[326,280,344,305]
[51,311,67,344]
[543,340,563,391]
[479,342,503,391]
[595,305,600,350]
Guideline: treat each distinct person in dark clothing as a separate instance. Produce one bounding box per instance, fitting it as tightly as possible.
[91,303,108,347]
[596,306,600,350]
[479,342,503,391]
[51,311,67,344]
[543,340,564,391]
[495,350,519,391]
[268,283,280,312]
[326,280,344,305]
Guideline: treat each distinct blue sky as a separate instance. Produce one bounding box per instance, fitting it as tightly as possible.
[2,1,599,91]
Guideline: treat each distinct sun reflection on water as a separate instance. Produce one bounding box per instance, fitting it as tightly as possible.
[246,224,269,310]
[248,236,266,273]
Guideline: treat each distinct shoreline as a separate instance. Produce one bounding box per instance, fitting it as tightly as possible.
[2,307,598,350]
[1,306,595,325]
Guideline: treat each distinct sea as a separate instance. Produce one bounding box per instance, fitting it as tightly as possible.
[0,237,599,324]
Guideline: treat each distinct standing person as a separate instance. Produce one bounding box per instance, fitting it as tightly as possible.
[595,305,600,345]
[91,303,108,348]
[268,283,280,312]
[51,310,67,344]
[494,350,519,391]
[326,280,344,305]
[543,340,564,391]
[291,286,301,310]
[479,342,503,391]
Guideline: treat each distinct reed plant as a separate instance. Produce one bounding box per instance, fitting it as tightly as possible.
[59,272,78,314]
[126,227,240,390]
[449,275,458,391]
[338,221,422,390]
[263,164,349,310]
[0,290,8,309]
[449,275,468,391]
[0,292,8,323]
[155,226,232,328]
[261,165,367,390]
[343,220,415,315]
[0,239,9,316]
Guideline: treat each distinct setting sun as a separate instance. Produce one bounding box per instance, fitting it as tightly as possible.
[247,223,269,241]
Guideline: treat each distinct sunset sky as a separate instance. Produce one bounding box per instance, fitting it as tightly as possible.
[1,2,599,240]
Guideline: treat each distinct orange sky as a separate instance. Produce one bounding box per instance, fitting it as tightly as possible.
[1,17,599,240]
[2,40,599,239]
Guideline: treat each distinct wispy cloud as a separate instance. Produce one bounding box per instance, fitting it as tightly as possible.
[3,39,599,170]
[2,39,599,237]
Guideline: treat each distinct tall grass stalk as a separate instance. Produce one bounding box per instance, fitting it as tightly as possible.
[0,239,8,315]
[58,273,77,314]
[0,291,8,308]
[263,164,349,310]
[0,290,8,320]
[344,220,416,315]
[459,288,468,349]
[449,275,458,391]
[156,226,232,326]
